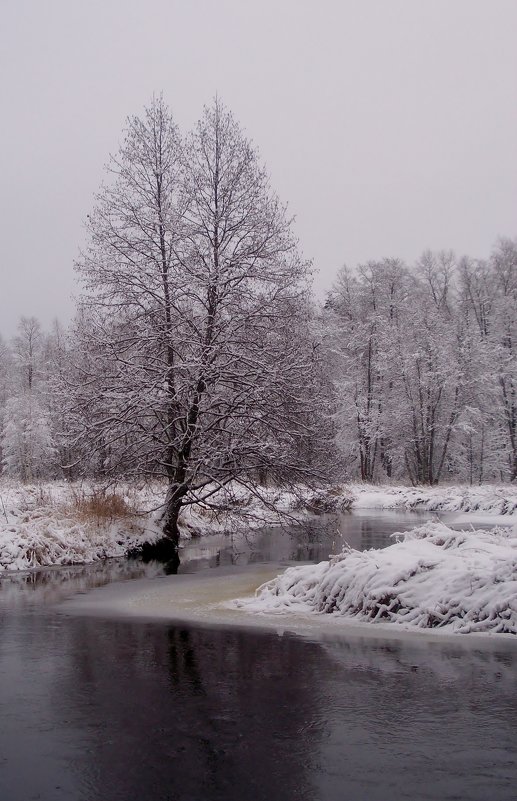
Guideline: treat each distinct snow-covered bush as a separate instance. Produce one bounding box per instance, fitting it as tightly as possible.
[242,522,517,634]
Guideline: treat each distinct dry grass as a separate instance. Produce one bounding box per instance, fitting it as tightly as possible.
[68,487,135,523]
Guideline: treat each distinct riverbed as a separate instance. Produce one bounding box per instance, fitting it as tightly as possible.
[1,511,516,800]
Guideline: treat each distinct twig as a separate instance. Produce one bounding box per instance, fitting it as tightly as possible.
[0,494,9,524]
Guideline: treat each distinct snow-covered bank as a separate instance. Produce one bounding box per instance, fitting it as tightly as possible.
[3,479,517,574]
[348,484,517,518]
[238,522,517,635]
[0,480,313,572]
[0,482,161,572]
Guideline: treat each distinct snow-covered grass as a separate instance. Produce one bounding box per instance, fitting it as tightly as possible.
[2,478,517,575]
[0,479,316,572]
[238,521,517,635]
[347,483,517,516]
[0,481,162,572]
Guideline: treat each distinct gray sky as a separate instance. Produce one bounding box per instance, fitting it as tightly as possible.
[1,0,516,337]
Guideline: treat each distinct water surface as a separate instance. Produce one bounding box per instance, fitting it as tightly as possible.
[0,512,516,801]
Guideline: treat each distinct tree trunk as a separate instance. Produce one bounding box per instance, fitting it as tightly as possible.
[162,486,182,549]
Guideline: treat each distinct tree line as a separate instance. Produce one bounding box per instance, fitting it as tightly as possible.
[323,239,517,485]
[0,95,515,545]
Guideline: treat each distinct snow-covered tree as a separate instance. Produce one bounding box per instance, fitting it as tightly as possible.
[1,395,56,480]
[456,238,517,481]
[325,259,409,480]
[323,248,496,485]
[391,274,465,485]
[0,317,58,480]
[72,97,321,548]
[489,237,517,479]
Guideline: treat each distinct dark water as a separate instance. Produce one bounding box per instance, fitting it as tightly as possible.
[0,513,516,801]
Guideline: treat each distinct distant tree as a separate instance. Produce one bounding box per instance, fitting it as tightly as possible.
[489,237,517,479]
[325,259,408,481]
[325,250,482,485]
[392,275,465,485]
[1,395,56,481]
[457,238,517,481]
[417,249,455,313]
[0,335,14,471]
[1,317,58,480]
[456,263,499,483]
[44,319,79,478]
[73,97,319,550]
[458,256,494,339]
[13,316,42,392]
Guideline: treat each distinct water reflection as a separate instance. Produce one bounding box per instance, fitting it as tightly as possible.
[173,510,430,574]
[1,610,516,801]
[0,558,166,609]
[0,510,432,608]
[1,511,516,801]
[40,619,319,801]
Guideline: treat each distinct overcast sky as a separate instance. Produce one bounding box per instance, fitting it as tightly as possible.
[1,0,516,337]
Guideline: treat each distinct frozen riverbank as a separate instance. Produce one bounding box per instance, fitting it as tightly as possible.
[348,483,517,522]
[238,522,517,636]
[2,479,517,573]
[0,480,312,572]
[0,482,158,572]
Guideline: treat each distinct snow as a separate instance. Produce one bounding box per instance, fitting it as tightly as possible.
[237,521,517,635]
[0,480,311,573]
[348,484,517,517]
[0,482,161,572]
[2,478,517,577]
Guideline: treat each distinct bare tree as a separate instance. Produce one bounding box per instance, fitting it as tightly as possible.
[490,237,517,479]
[1,317,57,481]
[13,316,42,392]
[73,97,318,550]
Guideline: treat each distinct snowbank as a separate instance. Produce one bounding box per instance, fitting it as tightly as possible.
[348,484,517,516]
[0,483,161,572]
[3,478,517,574]
[0,480,313,572]
[239,522,517,635]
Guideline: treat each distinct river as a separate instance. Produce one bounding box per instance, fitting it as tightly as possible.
[0,511,516,801]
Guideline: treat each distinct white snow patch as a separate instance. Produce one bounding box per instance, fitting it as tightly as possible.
[236,522,517,635]
[0,481,164,572]
[348,484,517,519]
